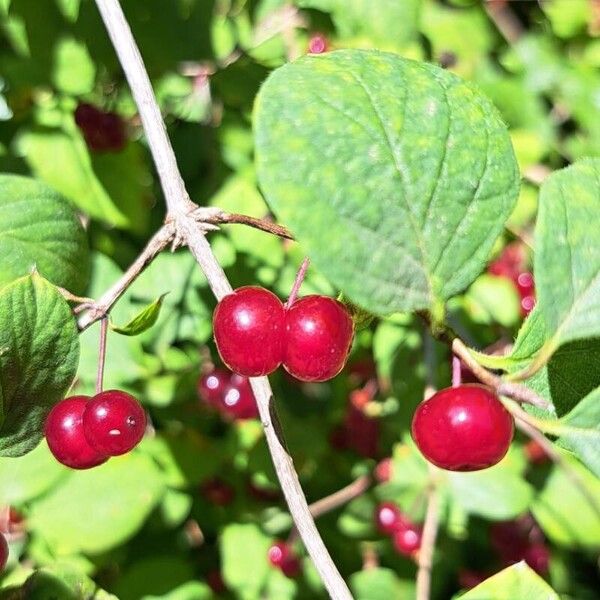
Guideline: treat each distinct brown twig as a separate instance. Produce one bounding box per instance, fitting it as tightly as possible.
[416,468,440,600]
[505,401,600,521]
[94,2,351,597]
[484,0,524,44]
[286,257,310,308]
[212,211,294,240]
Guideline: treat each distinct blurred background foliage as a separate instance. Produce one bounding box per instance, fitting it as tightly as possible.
[0,0,599,598]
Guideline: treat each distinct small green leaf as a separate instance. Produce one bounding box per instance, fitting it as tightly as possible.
[456,562,559,600]
[0,274,79,457]
[556,387,600,478]
[350,568,415,600]
[110,294,167,336]
[464,274,521,327]
[532,453,600,548]
[220,524,271,598]
[52,37,95,95]
[534,159,600,358]
[255,50,519,315]
[0,174,90,293]
[29,452,164,555]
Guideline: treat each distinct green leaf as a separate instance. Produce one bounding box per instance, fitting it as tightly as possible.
[464,274,521,328]
[0,440,65,504]
[534,159,600,358]
[220,524,271,599]
[0,174,90,293]
[143,582,212,600]
[556,387,600,478]
[532,453,600,549]
[0,274,79,457]
[457,562,559,600]
[52,37,95,95]
[255,50,519,315]
[29,451,164,555]
[350,568,415,600]
[447,449,533,520]
[110,294,167,336]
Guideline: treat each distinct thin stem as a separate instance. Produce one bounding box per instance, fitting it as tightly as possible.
[95,317,108,395]
[93,2,351,597]
[416,471,440,600]
[77,224,175,331]
[452,355,461,388]
[286,257,310,308]
[504,401,600,521]
[210,211,294,240]
[484,0,524,44]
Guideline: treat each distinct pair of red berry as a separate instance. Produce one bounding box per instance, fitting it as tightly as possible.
[74,103,126,153]
[488,241,536,316]
[411,385,514,471]
[45,390,146,470]
[267,541,302,578]
[213,287,354,382]
[197,368,258,420]
[375,502,423,557]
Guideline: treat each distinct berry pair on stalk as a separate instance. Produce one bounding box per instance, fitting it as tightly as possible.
[375,502,423,557]
[45,390,146,470]
[213,286,354,382]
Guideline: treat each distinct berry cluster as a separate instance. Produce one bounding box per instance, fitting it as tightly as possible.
[213,287,354,382]
[267,540,302,578]
[74,103,127,153]
[411,385,514,471]
[488,241,536,316]
[197,368,258,420]
[374,502,423,557]
[45,390,146,470]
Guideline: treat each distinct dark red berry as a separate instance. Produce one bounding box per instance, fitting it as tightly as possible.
[280,555,302,578]
[213,287,285,376]
[201,478,235,506]
[221,374,259,420]
[284,296,354,382]
[0,532,8,573]
[74,103,100,128]
[45,396,108,470]
[374,457,393,483]
[488,242,526,280]
[268,541,290,568]
[411,385,514,471]
[375,502,402,535]
[524,542,550,575]
[206,570,227,594]
[198,368,230,407]
[308,34,328,54]
[458,569,489,589]
[392,520,423,557]
[82,390,146,456]
[343,405,379,458]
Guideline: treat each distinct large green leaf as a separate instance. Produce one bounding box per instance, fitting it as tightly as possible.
[255,50,519,315]
[0,174,90,293]
[534,159,600,355]
[456,562,559,600]
[29,451,164,555]
[0,274,79,457]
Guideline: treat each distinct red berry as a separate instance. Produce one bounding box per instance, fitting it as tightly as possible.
[213,287,285,377]
[268,541,290,567]
[82,390,146,456]
[206,570,227,594]
[201,478,235,506]
[524,439,548,465]
[488,242,526,280]
[198,368,230,407]
[284,296,354,382]
[75,103,126,152]
[308,34,328,54]
[280,555,302,578]
[0,532,8,573]
[344,405,379,458]
[411,385,514,471]
[392,521,423,557]
[524,542,550,575]
[458,569,489,589]
[221,374,259,420]
[374,502,403,535]
[74,103,101,128]
[374,457,393,483]
[45,396,108,470]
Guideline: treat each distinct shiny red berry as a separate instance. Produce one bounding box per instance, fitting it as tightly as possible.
[45,396,108,470]
[0,532,9,573]
[411,385,514,471]
[198,368,230,407]
[221,374,259,420]
[308,34,328,54]
[83,390,146,456]
[284,296,354,382]
[213,287,285,376]
[392,521,423,557]
[268,541,290,567]
[375,502,403,535]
